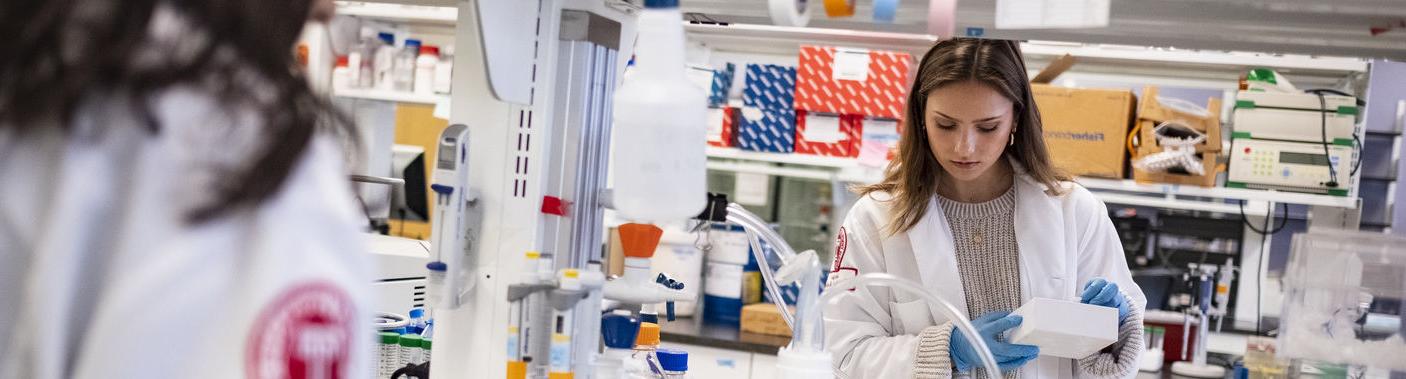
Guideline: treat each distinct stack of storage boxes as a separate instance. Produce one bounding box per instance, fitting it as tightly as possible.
[706,63,739,148]
[1131,86,1224,187]
[738,64,800,153]
[794,46,913,159]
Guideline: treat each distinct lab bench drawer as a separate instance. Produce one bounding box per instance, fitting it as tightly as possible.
[750,352,779,379]
[670,343,754,378]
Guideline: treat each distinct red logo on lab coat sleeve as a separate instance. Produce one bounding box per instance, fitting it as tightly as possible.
[831,227,849,272]
[246,282,355,379]
[828,227,858,289]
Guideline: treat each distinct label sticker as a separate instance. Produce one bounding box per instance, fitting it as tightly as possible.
[832,48,872,82]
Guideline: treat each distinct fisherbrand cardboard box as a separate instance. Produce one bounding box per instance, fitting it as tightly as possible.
[1032,84,1137,178]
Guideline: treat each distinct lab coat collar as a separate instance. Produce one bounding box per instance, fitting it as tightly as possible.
[906,157,1068,320]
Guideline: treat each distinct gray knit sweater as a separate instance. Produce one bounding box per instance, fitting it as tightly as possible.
[911,188,1145,379]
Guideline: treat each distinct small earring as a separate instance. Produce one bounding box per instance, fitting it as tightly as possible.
[1009,132,1016,146]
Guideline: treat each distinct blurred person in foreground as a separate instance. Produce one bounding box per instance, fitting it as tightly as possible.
[0,0,374,378]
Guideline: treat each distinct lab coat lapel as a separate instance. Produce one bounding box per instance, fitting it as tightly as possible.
[907,196,970,320]
[1012,168,1069,303]
[1012,164,1076,379]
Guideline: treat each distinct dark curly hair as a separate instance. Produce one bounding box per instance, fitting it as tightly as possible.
[0,0,352,223]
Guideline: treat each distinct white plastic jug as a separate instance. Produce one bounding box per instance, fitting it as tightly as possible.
[611,0,707,223]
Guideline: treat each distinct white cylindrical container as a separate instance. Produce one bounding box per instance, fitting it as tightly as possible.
[652,224,704,316]
[610,0,707,223]
[398,334,422,369]
[414,45,439,94]
[378,332,399,378]
[433,47,453,94]
[332,56,350,92]
[775,346,833,379]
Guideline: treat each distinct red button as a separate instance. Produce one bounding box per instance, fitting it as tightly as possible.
[1244,147,1251,154]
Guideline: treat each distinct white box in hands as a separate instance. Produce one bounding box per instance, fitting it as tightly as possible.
[1008,297,1119,359]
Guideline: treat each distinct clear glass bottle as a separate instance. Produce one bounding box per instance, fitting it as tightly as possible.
[373,32,397,90]
[393,39,421,92]
[630,322,663,378]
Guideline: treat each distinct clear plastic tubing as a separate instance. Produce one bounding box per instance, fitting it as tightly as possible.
[725,204,797,328]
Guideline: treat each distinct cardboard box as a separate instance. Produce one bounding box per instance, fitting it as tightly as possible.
[707,107,739,148]
[795,46,913,119]
[741,303,795,337]
[1137,86,1222,153]
[1130,87,1225,187]
[1009,298,1118,359]
[1032,84,1137,178]
[1132,149,1220,187]
[795,111,863,157]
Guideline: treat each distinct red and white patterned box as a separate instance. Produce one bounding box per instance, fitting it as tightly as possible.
[795,45,914,120]
[707,107,738,147]
[795,111,863,157]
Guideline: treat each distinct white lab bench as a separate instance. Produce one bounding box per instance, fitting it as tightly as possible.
[659,315,1257,379]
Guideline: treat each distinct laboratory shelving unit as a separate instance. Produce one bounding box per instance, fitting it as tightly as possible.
[333,87,449,105]
[687,15,1388,333]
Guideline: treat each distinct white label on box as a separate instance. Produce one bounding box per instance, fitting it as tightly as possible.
[858,119,900,167]
[832,48,871,82]
[741,106,764,122]
[707,108,725,142]
[734,172,770,206]
[704,262,744,298]
[803,113,845,143]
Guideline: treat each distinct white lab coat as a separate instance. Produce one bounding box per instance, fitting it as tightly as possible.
[824,162,1145,379]
[0,85,373,379]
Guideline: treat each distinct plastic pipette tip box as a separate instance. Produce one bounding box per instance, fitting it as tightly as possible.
[1009,297,1118,359]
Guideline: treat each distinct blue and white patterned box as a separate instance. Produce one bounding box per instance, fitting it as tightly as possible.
[742,64,797,112]
[709,63,735,108]
[737,108,796,153]
[738,64,798,152]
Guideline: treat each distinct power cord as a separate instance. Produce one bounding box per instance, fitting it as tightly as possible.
[1238,200,1285,335]
[1312,91,1340,188]
[1238,201,1288,236]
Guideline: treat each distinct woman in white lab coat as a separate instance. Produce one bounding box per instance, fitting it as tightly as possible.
[824,38,1146,379]
[0,1,373,378]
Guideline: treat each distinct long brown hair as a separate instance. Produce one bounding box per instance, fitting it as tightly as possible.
[859,38,1068,235]
[0,0,351,223]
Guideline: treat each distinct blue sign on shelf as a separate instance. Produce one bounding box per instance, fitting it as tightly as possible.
[966,27,985,37]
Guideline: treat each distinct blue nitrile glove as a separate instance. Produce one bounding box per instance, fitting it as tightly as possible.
[1081,277,1131,323]
[950,311,1040,373]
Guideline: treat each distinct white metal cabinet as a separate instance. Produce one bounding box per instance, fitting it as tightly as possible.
[749,352,779,379]
[669,343,754,377]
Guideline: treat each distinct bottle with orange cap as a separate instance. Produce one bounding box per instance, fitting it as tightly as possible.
[629,322,665,378]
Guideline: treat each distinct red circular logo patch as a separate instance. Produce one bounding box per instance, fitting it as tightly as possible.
[246,281,355,379]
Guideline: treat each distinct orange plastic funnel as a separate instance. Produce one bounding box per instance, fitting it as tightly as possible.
[618,223,663,259]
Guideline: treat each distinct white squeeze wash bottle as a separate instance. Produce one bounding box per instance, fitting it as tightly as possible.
[610,0,707,223]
